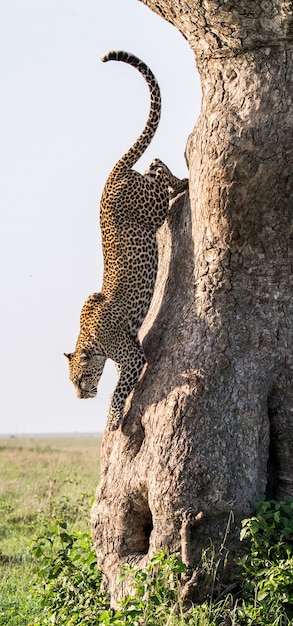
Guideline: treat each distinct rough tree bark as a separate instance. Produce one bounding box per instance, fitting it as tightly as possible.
[91,0,293,601]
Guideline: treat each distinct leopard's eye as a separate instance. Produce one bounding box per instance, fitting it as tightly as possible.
[95,351,105,358]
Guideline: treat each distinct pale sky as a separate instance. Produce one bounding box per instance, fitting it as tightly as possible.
[0,0,201,434]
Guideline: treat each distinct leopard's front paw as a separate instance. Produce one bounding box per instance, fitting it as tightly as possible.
[106,405,123,431]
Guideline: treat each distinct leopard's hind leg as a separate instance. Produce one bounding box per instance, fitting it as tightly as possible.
[144,158,188,198]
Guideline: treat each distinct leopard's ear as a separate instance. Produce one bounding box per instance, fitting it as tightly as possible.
[64,352,72,361]
[79,350,90,365]
[91,292,106,304]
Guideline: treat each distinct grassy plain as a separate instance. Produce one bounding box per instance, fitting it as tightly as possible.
[0,434,102,626]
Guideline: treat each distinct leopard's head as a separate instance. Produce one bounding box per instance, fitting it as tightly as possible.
[64,347,106,399]
[65,292,107,399]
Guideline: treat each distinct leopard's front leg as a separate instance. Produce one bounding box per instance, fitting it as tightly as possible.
[106,334,146,430]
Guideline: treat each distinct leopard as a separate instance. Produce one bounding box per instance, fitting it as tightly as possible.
[64,50,188,430]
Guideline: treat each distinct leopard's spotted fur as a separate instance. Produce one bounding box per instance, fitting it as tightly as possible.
[65,51,188,430]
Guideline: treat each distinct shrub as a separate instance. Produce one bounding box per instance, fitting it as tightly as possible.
[30,498,293,625]
[31,519,109,625]
[237,497,293,625]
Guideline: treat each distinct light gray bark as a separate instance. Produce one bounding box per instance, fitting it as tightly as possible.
[91,0,293,602]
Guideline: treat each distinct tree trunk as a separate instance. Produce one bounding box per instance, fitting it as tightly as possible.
[91,0,293,602]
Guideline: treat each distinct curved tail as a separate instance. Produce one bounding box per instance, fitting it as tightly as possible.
[101,50,161,172]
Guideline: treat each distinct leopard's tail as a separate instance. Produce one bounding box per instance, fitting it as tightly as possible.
[101,50,161,172]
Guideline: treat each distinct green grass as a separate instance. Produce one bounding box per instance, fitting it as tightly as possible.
[0,434,102,626]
